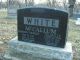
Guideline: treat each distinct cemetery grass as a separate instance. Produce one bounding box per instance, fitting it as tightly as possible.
[68,19,80,60]
[0,18,17,41]
[0,18,80,60]
[0,18,17,59]
[0,10,7,18]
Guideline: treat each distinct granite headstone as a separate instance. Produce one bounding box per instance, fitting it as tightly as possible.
[17,7,68,48]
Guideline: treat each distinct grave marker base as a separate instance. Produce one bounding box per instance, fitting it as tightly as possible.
[4,37,73,60]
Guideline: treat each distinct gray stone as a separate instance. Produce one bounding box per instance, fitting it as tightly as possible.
[4,37,73,60]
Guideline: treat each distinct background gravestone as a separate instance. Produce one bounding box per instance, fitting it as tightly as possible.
[17,7,68,48]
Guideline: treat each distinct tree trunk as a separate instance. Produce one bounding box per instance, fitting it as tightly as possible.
[69,6,74,17]
[25,0,27,6]
[68,0,76,17]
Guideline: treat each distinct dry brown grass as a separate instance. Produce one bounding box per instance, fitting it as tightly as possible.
[0,18,17,41]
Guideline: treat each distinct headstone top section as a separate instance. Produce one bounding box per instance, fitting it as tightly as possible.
[17,7,68,48]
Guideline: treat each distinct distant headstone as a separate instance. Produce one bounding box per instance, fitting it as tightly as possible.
[7,8,17,17]
[0,41,4,44]
[17,7,68,48]
[75,18,80,25]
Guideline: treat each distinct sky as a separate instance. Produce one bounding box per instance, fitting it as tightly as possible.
[34,0,47,4]
[0,0,80,3]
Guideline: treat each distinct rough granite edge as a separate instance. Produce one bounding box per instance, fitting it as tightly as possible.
[4,37,73,60]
